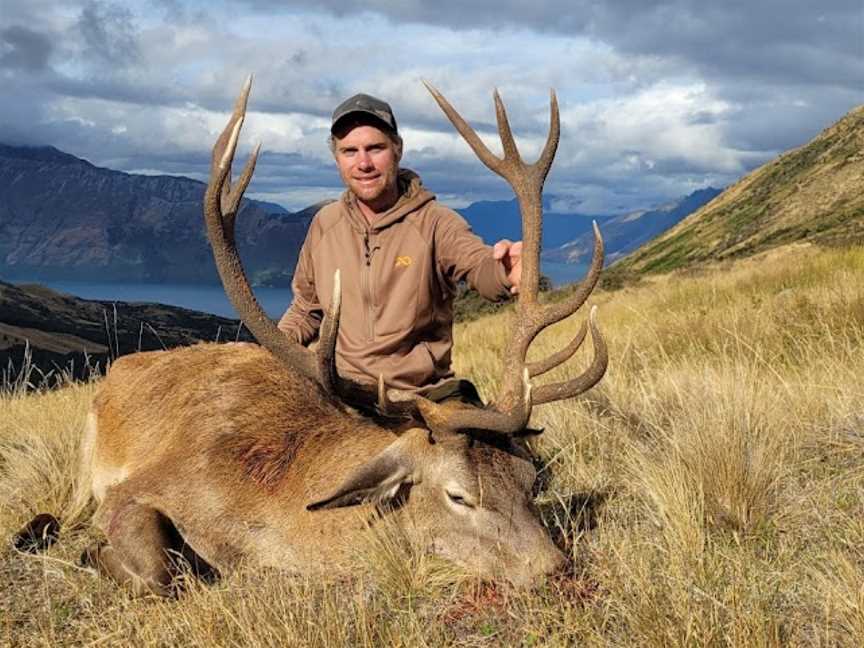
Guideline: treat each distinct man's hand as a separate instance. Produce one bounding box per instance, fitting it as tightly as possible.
[493,239,523,295]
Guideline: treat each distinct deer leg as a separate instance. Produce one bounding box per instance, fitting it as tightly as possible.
[80,540,164,596]
[88,496,185,597]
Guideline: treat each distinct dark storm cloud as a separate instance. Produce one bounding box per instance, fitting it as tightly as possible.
[0,25,53,71]
[722,83,860,153]
[77,0,141,65]
[239,0,862,89]
[608,2,861,87]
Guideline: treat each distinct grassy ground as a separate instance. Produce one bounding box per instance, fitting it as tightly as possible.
[2,243,862,646]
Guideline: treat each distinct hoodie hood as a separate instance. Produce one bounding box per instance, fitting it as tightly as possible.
[342,168,436,232]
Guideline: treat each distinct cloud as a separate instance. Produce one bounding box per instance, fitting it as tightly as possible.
[235,1,862,87]
[0,0,859,215]
[0,25,54,71]
[77,1,140,65]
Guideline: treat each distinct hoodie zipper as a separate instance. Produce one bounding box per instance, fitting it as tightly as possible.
[362,230,375,341]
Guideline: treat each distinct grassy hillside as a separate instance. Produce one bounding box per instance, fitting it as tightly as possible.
[1,243,863,646]
[614,105,864,277]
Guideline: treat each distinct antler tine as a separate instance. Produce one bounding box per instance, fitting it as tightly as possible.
[423,80,503,174]
[533,90,560,185]
[210,76,252,235]
[377,374,392,416]
[412,368,533,438]
[492,89,522,167]
[532,307,608,405]
[533,221,604,334]
[225,141,261,214]
[373,379,426,418]
[516,222,604,385]
[221,143,261,239]
[526,319,587,378]
[213,76,251,174]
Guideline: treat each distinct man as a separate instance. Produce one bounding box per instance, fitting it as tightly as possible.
[278,93,523,399]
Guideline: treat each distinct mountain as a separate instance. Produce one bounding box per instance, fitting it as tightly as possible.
[458,198,616,249]
[613,106,864,275]
[0,144,312,287]
[0,279,252,382]
[543,187,722,266]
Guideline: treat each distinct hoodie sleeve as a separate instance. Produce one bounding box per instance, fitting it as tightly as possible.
[277,222,323,345]
[433,207,513,301]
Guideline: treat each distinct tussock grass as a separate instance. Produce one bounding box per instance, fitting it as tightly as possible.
[2,243,863,646]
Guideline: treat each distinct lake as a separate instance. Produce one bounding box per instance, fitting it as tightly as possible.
[9,261,589,319]
[9,279,293,320]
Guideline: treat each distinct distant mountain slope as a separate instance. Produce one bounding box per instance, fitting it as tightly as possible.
[543,188,722,266]
[458,198,616,249]
[615,106,864,275]
[0,144,312,286]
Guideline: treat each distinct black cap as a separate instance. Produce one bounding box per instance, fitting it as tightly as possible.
[331,93,398,135]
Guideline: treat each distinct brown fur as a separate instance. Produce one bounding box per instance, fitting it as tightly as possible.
[63,341,565,595]
[226,434,297,490]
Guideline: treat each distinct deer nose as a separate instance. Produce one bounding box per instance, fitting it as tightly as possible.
[535,545,567,574]
[518,544,568,583]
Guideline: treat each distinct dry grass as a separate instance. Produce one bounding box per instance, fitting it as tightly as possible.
[2,243,863,647]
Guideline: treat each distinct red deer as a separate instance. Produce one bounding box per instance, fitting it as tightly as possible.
[15,78,607,596]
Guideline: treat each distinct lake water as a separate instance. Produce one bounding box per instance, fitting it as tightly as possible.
[9,261,589,319]
[9,279,294,320]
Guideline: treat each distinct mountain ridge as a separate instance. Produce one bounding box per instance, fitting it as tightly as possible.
[0,144,307,286]
[542,187,722,266]
[1,142,730,289]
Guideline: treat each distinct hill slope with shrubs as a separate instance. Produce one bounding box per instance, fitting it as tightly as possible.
[613,105,864,278]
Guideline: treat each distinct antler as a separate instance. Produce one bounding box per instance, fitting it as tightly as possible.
[204,76,341,393]
[401,83,608,434]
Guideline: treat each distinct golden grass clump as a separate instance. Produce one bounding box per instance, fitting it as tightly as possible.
[2,243,863,646]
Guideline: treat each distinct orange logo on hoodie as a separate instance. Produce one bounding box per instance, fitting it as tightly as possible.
[395,256,412,268]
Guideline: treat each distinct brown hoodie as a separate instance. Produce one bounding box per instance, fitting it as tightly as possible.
[278,170,512,390]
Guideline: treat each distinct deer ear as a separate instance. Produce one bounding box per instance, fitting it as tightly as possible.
[306,429,425,511]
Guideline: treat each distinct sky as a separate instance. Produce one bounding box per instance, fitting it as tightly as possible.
[1,0,861,213]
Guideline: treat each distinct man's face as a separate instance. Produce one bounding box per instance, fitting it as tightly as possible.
[332,124,401,212]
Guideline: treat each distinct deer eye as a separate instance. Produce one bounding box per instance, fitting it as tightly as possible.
[446,491,475,509]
